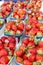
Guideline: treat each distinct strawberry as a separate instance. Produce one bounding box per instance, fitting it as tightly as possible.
[0,49,8,57]
[8,36,16,43]
[38,41,43,47]
[24,60,32,65]
[0,44,4,50]
[23,54,28,60]
[25,24,31,31]
[0,56,9,64]
[16,49,23,57]
[16,57,23,63]
[36,54,42,62]
[12,25,17,32]
[17,22,24,31]
[1,36,7,42]
[8,42,15,50]
[27,48,36,54]
[22,38,29,45]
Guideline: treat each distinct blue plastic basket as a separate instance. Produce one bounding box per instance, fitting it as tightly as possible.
[38,20,43,22]
[15,61,22,65]
[4,30,24,38]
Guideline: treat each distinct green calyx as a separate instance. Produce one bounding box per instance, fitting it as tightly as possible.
[15,15,19,19]
[9,51,12,56]
[33,61,41,65]
[24,46,29,53]
[37,50,43,55]
[36,32,42,36]
[16,30,21,35]
[5,30,14,35]
[27,53,31,57]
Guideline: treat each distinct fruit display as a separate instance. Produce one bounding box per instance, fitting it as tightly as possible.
[0,0,43,65]
[0,19,5,29]
[27,0,42,11]
[0,1,13,18]
[11,8,26,20]
[4,20,24,37]
[15,37,43,65]
[0,36,16,64]
[25,21,43,37]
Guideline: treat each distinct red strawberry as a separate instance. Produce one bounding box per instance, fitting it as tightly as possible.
[0,39,2,44]
[17,22,24,31]
[22,38,29,45]
[0,44,3,50]
[36,54,42,62]
[25,24,31,31]
[16,49,23,57]
[27,48,36,54]
[9,42,15,49]
[23,54,28,60]
[19,44,26,51]
[1,36,7,42]
[4,43,9,47]
[16,57,23,63]
[0,56,9,64]
[24,60,32,65]
[6,7,11,12]
[8,36,16,43]
[0,49,8,57]
[12,25,17,32]
[28,53,35,62]
[28,38,34,42]
[38,41,43,47]
[28,42,35,47]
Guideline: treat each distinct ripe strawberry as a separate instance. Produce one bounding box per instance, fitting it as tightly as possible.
[0,49,8,57]
[23,54,28,60]
[22,38,29,45]
[9,42,15,50]
[8,36,16,43]
[28,53,35,62]
[0,44,3,50]
[27,48,36,54]
[17,22,24,31]
[12,25,17,32]
[16,49,23,57]
[16,57,23,63]
[1,36,7,42]
[38,41,43,47]
[25,24,31,31]
[0,39,2,44]
[36,54,42,62]
[24,60,32,65]
[0,56,9,64]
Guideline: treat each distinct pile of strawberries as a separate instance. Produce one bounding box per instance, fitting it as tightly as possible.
[0,0,43,65]
[16,37,43,65]
[0,1,13,18]
[27,0,42,11]
[4,20,24,36]
[0,36,16,64]
[11,8,26,20]
[14,1,27,9]
[28,10,43,21]
[25,20,43,37]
